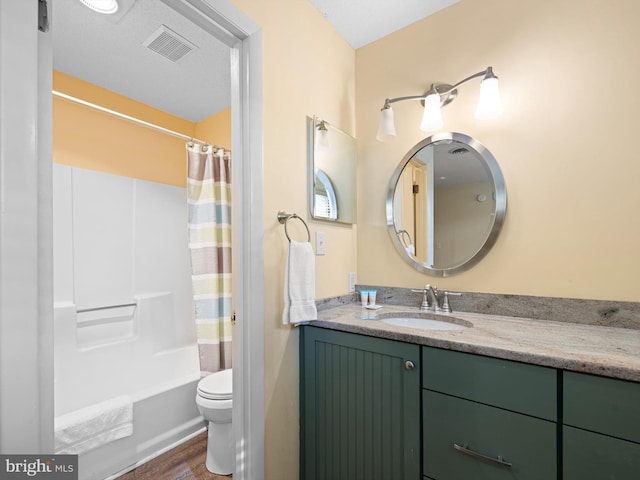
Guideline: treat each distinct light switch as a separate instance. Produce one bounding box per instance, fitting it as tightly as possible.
[348,272,356,292]
[315,231,326,255]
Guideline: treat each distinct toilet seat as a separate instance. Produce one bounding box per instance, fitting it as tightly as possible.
[197,368,232,400]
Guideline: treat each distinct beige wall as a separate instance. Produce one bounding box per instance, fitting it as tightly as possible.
[229,0,356,478]
[356,0,640,301]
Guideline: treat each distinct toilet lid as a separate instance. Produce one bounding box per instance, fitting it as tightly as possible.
[198,368,232,400]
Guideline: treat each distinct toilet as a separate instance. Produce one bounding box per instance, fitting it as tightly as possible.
[196,368,233,474]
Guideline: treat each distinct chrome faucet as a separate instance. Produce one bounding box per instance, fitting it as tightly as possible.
[412,284,439,311]
[412,285,462,312]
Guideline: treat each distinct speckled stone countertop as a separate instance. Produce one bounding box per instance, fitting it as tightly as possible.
[308,303,640,382]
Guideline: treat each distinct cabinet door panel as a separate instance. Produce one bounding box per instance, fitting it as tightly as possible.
[423,390,556,480]
[564,371,640,443]
[301,326,421,480]
[564,426,640,479]
[423,346,557,420]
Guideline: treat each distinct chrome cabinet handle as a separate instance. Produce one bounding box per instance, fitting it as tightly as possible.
[453,443,513,468]
[404,360,415,370]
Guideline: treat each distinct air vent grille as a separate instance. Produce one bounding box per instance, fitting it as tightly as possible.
[449,147,470,155]
[143,25,198,63]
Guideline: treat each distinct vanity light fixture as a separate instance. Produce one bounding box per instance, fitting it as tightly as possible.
[80,0,119,14]
[376,66,502,141]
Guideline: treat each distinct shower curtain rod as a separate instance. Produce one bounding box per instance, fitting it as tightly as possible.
[52,90,230,154]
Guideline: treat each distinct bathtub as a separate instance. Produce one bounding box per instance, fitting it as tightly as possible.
[54,301,205,480]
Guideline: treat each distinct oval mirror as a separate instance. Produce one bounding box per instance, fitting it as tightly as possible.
[387,132,506,276]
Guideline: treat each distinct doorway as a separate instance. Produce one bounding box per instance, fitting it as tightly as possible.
[0,1,263,478]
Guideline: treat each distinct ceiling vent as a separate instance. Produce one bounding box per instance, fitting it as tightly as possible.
[142,25,198,63]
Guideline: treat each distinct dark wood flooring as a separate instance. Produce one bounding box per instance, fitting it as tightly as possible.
[118,432,231,480]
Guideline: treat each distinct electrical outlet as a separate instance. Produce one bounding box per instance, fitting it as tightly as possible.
[348,272,356,292]
[315,231,326,255]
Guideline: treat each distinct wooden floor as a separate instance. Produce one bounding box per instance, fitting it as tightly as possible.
[118,432,231,480]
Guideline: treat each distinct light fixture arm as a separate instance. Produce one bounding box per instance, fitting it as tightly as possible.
[380,66,496,109]
[446,66,495,94]
[382,94,427,109]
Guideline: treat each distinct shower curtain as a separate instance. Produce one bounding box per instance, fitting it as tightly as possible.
[187,144,232,375]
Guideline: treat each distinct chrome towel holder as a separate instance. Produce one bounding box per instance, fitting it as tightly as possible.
[277,210,311,242]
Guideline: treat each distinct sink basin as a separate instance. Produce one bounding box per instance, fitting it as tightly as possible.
[377,312,471,331]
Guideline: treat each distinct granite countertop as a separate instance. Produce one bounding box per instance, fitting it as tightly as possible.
[309,303,640,382]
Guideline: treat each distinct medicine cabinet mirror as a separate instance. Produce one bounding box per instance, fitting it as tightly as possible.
[387,132,506,276]
[307,116,357,224]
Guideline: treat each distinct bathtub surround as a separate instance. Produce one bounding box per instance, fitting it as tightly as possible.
[354,286,640,331]
[53,164,203,478]
[187,144,233,374]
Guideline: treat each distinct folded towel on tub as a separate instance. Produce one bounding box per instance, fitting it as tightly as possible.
[54,395,133,455]
[282,240,318,325]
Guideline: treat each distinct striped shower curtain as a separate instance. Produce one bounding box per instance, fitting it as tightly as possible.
[187,144,232,375]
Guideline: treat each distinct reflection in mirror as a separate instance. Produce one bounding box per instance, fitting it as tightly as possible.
[308,116,357,224]
[387,132,506,276]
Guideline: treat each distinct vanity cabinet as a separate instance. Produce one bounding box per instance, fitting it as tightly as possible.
[300,325,640,480]
[300,326,421,480]
[563,371,640,479]
[422,347,558,480]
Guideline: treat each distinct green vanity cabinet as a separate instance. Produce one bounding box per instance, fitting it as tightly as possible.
[300,326,421,480]
[300,324,640,480]
[563,371,640,479]
[422,347,558,480]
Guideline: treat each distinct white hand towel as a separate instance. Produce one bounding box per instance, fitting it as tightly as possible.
[283,240,318,325]
[55,395,133,455]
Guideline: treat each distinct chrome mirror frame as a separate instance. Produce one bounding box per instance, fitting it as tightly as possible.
[386,132,507,277]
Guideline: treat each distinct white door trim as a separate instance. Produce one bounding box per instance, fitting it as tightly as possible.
[157,2,265,477]
[0,0,54,454]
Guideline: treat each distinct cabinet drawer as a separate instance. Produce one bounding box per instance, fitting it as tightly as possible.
[564,371,640,443]
[423,390,556,480]
[564,426,640,479]
[422,346,557,420]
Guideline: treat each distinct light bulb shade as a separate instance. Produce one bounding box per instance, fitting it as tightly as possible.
[80,0,119,14]
[316,128,330,151]
[376,107,396,141]
[475,76,502,120]
[420,93,443,132]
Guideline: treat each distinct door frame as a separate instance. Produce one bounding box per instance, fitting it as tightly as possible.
[0,1,265,478]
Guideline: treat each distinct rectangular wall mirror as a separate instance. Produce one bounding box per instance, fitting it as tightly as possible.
[307,116,357,224]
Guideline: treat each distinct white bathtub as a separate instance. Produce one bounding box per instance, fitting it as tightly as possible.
[54,302,205,480]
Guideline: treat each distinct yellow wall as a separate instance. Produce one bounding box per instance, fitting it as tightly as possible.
[196,107,231,150]
[227,0,356,478]
[53,71,230,187]
[356,0,640,301]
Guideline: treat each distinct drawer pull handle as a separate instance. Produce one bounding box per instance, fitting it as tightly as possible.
[404,360,415,370]
[453,443,513,468]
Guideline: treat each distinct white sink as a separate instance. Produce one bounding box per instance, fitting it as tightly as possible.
[378,313,471,331]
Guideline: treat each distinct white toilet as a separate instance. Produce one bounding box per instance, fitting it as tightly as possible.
[196,368,233,475]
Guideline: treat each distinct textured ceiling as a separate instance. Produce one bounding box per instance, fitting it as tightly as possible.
[52,0,231,122]
[308,0,459,49]
[52,0,458,122]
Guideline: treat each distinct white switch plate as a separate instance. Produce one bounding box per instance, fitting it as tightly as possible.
[348,272,356,292]
[315,231,326,255]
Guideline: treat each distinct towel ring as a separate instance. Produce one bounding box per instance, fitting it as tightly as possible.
[277,211,311,242]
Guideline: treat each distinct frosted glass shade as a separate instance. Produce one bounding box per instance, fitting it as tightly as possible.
[475,76,502,120]
[420,93,443,132]
[376,107,396,141]
[80,0,119,14]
